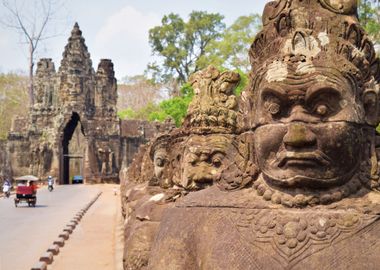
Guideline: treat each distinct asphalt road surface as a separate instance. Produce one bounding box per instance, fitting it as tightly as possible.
[0,184,100,270]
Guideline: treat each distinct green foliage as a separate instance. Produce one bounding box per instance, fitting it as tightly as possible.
[119,83,194,127]
[147,12,261,88]
[358,0,380,46]
[119,68,249,127]
[118,102,162,121]
[201,14,262,73]
[234,69,249,96]
[149,83,194,126]
[179,82,194,97]
[0,73,29,139]
[148,11,225,84]
[117,108,136,120]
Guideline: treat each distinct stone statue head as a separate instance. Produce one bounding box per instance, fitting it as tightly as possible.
[242,0,380,206]
[180,134,234,190]
[150,134,171,188]
[171,66,243,190]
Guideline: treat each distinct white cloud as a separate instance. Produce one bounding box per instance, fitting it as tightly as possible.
[96,6,159,45]
[93,6,160,78]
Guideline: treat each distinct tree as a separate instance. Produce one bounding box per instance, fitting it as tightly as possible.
[200,14,262,73]
[358,0,380,48]
[0,73,29,139]
[148,83,194,126]
[119,67,250,126]
[0,0,66,106]
[118,74,163,112]
[148,11,225,87]
[118,83,194,127]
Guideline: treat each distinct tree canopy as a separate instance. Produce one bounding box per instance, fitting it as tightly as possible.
[358,0,380,48]
[119,68,249,127]
[201,14,262,73]
[147,11,225,85]
[147,12,262,88]
[0,73,29,139]
[118,83,194,127]
[120,12,261,126]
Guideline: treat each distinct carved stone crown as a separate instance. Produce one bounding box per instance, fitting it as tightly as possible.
[245,0,380,126]
[249,0,380,92]
[182,65,241,134]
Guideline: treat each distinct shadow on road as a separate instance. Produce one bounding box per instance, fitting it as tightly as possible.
[14,205,48,208]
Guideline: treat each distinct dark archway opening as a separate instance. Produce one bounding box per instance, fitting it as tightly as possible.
[60,112,85,184]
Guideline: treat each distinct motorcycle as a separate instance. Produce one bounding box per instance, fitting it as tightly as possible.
[3,185,11,198]
[47,176,54,192]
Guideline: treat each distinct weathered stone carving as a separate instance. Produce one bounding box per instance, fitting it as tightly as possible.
[121,66,243,269]
[184,65,240,133]
[146,1,380,269]
[98,146,113,175]
[179,134,234,190]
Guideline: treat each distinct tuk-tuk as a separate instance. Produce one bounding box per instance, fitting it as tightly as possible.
[14,175,39,207]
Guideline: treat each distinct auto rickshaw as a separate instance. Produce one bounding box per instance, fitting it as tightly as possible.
[14,175,39,207]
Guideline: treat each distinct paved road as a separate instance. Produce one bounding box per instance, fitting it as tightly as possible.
[48,184,123,270]
[0,184,100,270]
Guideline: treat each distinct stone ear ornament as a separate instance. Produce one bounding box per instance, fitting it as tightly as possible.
[262,0,290,26]
[318,0,357,15]
[362,81,380,126]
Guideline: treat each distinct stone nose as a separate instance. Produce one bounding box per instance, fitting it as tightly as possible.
[283,123,317,149]
[285,105,319,123]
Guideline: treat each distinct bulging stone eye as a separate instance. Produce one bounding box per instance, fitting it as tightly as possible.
[155,158,165,167]
[315,104,328,116]
[211,153,224,168]
[264,99,281,115]
[268,103,280,115]
[212,158,222,167]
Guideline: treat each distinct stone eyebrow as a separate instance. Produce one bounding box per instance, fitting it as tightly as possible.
[209,149,226,156]
[305,85,342,102]
[261,86,287,100]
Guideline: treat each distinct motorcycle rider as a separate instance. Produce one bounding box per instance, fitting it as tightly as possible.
[2,179,11,198]
[47,176,54,191]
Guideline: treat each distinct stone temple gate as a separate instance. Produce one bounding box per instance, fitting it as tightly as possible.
[7,23,120,184]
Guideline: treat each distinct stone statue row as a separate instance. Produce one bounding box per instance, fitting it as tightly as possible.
[121,0,380,269]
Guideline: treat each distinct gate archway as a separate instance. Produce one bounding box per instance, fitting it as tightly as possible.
[59,112,86,184]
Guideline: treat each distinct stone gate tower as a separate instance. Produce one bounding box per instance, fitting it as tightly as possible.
[7,23,120,184]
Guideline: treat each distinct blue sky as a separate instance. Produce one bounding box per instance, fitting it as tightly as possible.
[0,0,269,79]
